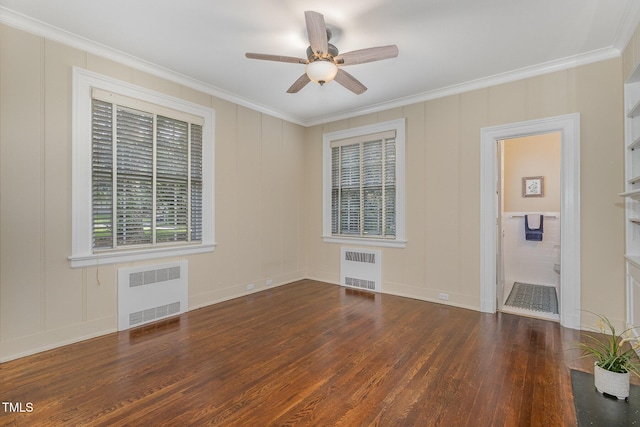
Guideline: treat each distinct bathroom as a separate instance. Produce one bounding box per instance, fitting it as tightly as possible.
[498,132,561,321]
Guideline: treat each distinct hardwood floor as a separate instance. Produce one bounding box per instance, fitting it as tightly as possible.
[1,280,595,426]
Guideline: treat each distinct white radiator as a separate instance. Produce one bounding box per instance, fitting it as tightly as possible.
[340,248,382,292]
[117,261,188,331]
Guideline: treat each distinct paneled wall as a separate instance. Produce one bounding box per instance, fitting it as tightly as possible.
[305,58,625,326]
[0,24,306,361]
[0,19,632,360]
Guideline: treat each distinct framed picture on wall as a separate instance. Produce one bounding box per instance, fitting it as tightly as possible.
[522,176,544,197]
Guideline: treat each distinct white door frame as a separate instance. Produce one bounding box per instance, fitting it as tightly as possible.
[480,113,581,330]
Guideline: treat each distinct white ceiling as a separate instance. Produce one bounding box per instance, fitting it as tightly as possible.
[1,0,640,126]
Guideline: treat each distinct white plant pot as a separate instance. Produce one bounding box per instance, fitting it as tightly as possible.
[594,363,630,400]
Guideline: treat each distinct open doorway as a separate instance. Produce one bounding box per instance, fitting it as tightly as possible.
[480,113,581,330]
[497,133,561,321]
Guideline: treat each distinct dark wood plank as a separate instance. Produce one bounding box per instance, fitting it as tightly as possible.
[0,280,600,426]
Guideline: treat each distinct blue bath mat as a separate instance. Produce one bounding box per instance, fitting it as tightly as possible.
[504,282,558,314]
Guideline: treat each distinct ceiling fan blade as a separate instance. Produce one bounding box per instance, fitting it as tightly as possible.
[334,69,367,95]
[305,11,328,57]
[335,45,399,65]
[287,74,312,93]
[245,53,307,64]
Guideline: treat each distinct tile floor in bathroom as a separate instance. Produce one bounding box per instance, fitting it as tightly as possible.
[501,280,560,321]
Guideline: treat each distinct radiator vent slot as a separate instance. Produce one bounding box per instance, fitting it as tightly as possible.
[129,302,181,326]
[345,277,377,291]
[340,248,381,293]
[129,266,180,287]
[118,261,188,331]
[345,251,376,264]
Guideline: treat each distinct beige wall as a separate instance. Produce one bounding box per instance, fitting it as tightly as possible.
[503,133,561,213]
[305,58,625,324]
[0,24,306,361]
[0,19,631,361]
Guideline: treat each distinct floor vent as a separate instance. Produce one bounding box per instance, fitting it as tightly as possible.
[340,248,382,293]
[118,261,188,331]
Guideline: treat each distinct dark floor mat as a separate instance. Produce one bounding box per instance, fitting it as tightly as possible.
[504,282,558,314]
[571,369,640,426]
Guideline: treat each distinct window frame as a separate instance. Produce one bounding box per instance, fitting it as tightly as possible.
[322,118,406,248]
[70,67,215,268]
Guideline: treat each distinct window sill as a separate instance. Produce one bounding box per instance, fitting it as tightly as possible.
[69,243,216,268]
[322,235,406,248]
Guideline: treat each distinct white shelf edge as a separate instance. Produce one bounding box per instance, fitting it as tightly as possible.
[628,98,640,118]
[628,175,640,185]
[629,135,640,150]
[619,189,640,199]
[626,255,640,269]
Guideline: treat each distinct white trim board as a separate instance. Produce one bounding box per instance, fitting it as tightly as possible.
[0,7,627,127]
[69,68,216,267]
[321,119,407,248]
[480,114,581,330]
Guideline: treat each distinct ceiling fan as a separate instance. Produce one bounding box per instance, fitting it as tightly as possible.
[246,11,399,95]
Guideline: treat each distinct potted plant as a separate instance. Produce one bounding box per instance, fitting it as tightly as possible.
[576,313,640,400]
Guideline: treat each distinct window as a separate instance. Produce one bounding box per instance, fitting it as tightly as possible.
[323,119,406,248]
[331,131,396,237]
[71,68,215,267]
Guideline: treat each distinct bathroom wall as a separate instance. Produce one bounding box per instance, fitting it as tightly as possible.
[503,133,561,212]
[502,213,560,288]
[502,134,561,289]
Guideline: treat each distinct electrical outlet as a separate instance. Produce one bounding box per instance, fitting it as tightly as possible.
[247,284,254,291]
[438,293,449,301]
[266,279,273,286]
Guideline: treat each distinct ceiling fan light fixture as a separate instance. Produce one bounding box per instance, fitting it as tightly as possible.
[246,11,397,94]
[305,60,338,85]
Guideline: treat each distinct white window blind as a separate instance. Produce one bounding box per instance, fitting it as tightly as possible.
[322,118,405,248]
[91,97,203,250]
[330,130,396,238]
[71,68,215,268]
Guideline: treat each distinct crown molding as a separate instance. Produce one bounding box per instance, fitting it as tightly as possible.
[0,6,631,128]
[0,7,308,126]
[305,46,621,126]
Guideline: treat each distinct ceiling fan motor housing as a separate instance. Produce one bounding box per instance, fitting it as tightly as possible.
[306,43,339,60]
[245,11,397,94]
